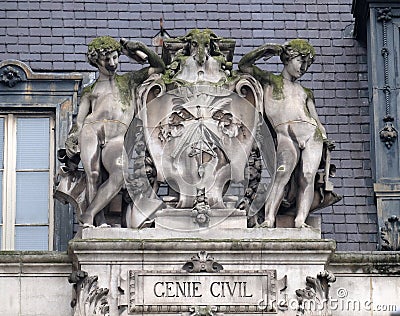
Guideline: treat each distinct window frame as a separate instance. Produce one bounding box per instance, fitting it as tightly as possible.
[0,113,55,251]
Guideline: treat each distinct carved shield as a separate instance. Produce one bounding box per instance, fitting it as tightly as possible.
[139,85,259,209]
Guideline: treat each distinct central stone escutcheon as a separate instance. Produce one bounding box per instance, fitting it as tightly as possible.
[142,85,257,209]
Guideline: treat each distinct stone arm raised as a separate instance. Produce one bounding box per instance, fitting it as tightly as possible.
[238,43,283,81]
[120,39,165,75]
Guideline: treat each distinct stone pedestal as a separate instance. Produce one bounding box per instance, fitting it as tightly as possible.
[69,226,335,316]
[155,208,247,231]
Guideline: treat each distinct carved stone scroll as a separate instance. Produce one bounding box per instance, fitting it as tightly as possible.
[69,270,110,316]
[296,270,336,316]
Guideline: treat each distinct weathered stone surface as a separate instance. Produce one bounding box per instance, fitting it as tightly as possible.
[81,226,321,240]
[0,253,72,316]
[328,252,400,316]
[69,236,335,315]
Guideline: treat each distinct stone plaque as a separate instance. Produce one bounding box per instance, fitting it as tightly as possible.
[129,270,281,314]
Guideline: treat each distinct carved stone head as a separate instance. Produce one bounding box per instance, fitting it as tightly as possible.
[182,29,219,66]
[87,36,122,74]
[280,39,315,67]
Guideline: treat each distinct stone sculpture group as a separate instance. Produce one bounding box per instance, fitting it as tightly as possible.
[55,29,341,230]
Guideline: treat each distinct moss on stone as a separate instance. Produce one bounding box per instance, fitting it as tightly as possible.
[87,36,121,54]
[115,73,132,110]
[314,127,324,142]
[287,39,315,57]
[81,82,96,96]
[268,73,284,100]
[303,87,314,101]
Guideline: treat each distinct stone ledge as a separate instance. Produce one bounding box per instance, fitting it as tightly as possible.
[0,251,71,263]
[69,238,336,266]
[71,238,335,251]
[81,226,321,240]
[0,251,72,276]
[329,251,400,275]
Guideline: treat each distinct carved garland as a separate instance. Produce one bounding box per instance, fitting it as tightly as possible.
[377,8,398,149]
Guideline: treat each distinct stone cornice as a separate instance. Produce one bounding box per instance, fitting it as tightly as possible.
[329,251,400,275]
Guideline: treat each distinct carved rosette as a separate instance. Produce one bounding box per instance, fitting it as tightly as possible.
[0,66,22,87]
[381,215,400,251]
[377,7,392,22]
[296,270,336,316]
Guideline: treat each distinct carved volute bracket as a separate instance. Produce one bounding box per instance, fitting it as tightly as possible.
[381,215,400,250]
[68,270,110,316]
[296,270,336,316]
[0,65,23,87]
[182,251,223,273]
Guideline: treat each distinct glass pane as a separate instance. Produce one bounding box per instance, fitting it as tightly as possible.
[0,117,4,168]
[16,117,50,169]
[16,172,49,224]
[0,226,2,249]
[15,226,48,251]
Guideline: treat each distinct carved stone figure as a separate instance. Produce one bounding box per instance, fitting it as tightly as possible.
[239,39,341,228]
[162,29,235,85]
[57,36,164,227]
[56,30,340,230]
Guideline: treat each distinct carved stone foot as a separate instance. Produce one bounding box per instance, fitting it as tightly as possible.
[257,219,274,228]
[79,213,94,228]
[98,223,111,228]
[296,222,311,229]
[294,217,310,228]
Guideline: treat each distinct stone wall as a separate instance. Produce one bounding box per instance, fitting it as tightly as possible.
[0,0,376,251]
[0,251,399,316]
[0,253,72,315]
